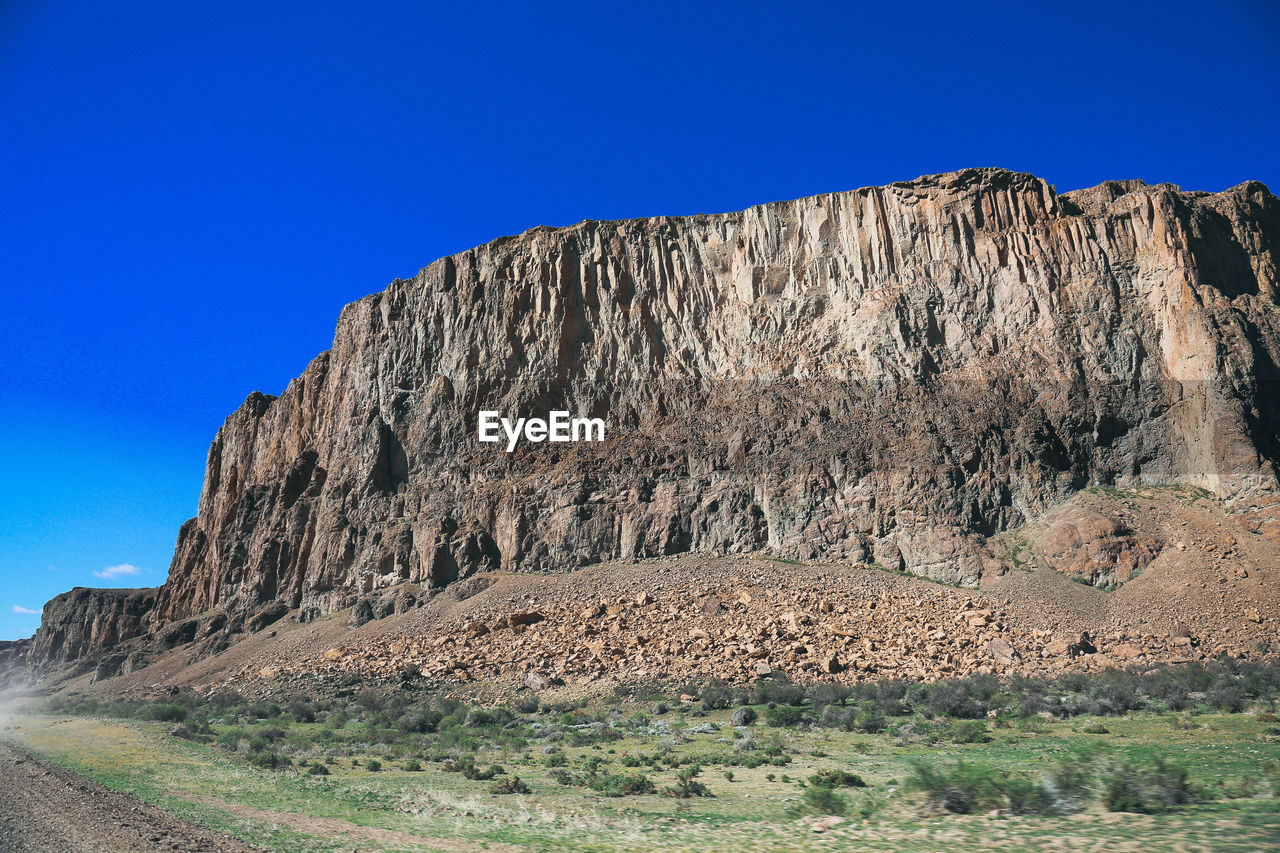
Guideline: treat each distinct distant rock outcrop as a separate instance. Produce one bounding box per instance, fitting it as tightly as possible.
[16,168,1280,674]
[26,587,157,671]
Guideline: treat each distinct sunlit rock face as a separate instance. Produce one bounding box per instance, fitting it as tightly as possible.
[29,168,1280,667]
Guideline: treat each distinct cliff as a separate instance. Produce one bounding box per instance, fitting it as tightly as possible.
[25,587,157,672]
[21,168,1280,671]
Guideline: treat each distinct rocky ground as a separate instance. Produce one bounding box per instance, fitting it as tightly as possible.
[0,741,258,853]
[37,488,1275,706]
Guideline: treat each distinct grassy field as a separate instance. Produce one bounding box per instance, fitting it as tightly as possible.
[4,666,1280,852]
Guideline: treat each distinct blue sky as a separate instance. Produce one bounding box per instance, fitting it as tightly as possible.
[2,1,1278,640]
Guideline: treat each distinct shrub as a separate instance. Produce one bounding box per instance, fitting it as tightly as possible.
[943,720,992,744]
[590,773,656,796]
[1003,775,1055,815]
[664,764,711,798]
[142,703,189,723]
[765,706,805,727]
[286,697,316,723]
[458,758,504,780]
[397,710,442,734]
[753,679,806,707]
[1042,751,1096,814]
[853,706,887,734]
[365,759,383,772]
[493,776,532,794]
[402,759,422,771]
[809,769,866,788]
[699,681,736,711]
[788,784,848,817]
[249,750,281,770]
[908,761,1009,814]
[732,706,758,726]
[1103,756,1201,813]
[1205,684,1247,713]
[809,683,853,709]
[307,763,330,776]
[549,768,578,786]
[920,680,987,719]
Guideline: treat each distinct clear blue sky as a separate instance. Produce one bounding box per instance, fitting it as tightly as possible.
[2,1,1278,640]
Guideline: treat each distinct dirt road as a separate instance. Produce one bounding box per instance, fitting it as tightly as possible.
[0,741,258,852]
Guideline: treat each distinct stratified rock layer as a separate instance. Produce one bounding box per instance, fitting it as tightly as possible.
[23,168,1280,670]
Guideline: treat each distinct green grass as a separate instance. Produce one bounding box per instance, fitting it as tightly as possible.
[6,691,1280,852]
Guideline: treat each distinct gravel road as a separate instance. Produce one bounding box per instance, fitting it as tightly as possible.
[0,741,259,852]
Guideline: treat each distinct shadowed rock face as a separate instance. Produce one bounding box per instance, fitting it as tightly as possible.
[23,168,1280,668]
[26,587,157,670]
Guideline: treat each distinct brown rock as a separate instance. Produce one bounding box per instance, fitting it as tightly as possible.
[986,638,1018,665]
[507,612,544,628]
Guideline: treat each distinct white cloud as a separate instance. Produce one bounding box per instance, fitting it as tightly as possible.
[93,563,143,581]
[12,605,40,615]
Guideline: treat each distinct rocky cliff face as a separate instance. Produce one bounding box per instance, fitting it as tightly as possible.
[26,588,157,671]
[24,168,1280,669]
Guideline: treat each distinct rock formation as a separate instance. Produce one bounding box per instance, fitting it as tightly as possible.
[26,588,156,671]
[18,168,1280,672]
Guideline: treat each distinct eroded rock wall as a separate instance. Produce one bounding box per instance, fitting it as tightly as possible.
[137,168,1279,633]
[26,587,157,670]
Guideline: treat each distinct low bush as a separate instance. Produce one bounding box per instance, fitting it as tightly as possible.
[1103,756,1202,813]
[942,719,992,743]
[765,706,805,727]
[908,761,1008,814]
[809,769,866,788]
[142,703,189,723]
[493,776,532,794]
[788,784,848,816]
[664,764,710,798]
[590,773,656,796]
